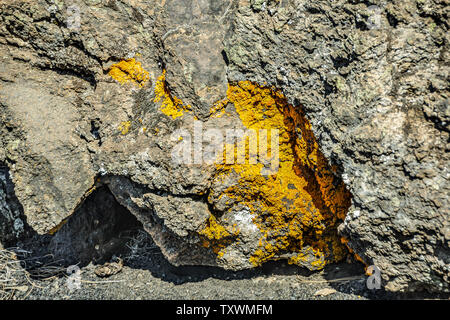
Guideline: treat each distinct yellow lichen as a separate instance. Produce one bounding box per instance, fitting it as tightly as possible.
[199,215,239,258]
[200,215,231,241]
[211,81,352,269]
[108,58,150,87]
[118,121,131,135]
[154,70,191,119]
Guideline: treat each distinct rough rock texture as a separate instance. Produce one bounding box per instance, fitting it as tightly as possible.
[224,0,449,292]
[0,0,448,293]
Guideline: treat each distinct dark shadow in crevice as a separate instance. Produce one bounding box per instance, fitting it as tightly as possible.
[0,165,142,279]
[0,163,34,247]
[47,186,142,267]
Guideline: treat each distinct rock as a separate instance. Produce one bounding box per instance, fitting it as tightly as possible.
[0,0,448,293]
[0,82,96,234]
[314,288,337,297]
[94,257,123,278]
[225,0,449,293]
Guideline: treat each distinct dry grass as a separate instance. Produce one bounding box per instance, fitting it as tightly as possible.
[0,248,31,300]
[123,229,159,263]
[0,247,66,300]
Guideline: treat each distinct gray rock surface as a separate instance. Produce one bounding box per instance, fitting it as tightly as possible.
[0,0,448,293]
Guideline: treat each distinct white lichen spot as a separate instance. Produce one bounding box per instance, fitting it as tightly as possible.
[233,208,258,234]
[98,165,107,176]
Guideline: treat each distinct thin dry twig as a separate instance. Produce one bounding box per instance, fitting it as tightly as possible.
[0,248,31,300]
[80,279,126,284]
[295,275,365,284]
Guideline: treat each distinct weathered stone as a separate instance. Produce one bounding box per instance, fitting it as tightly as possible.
[0,0,448,292]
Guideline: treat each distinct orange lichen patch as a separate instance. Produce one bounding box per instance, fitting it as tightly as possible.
[108,58,150,87]
[213,81,352,269]
[118,121,131,135]
[154,70,191,119]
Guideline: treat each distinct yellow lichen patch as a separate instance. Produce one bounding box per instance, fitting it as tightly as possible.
[108,58,150,87]
[85,185,97,197]
[200,215,231,241]
[154,70,191,119]
[199,215,239,258]
[212,81,352,269]
[118,121,131,135]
